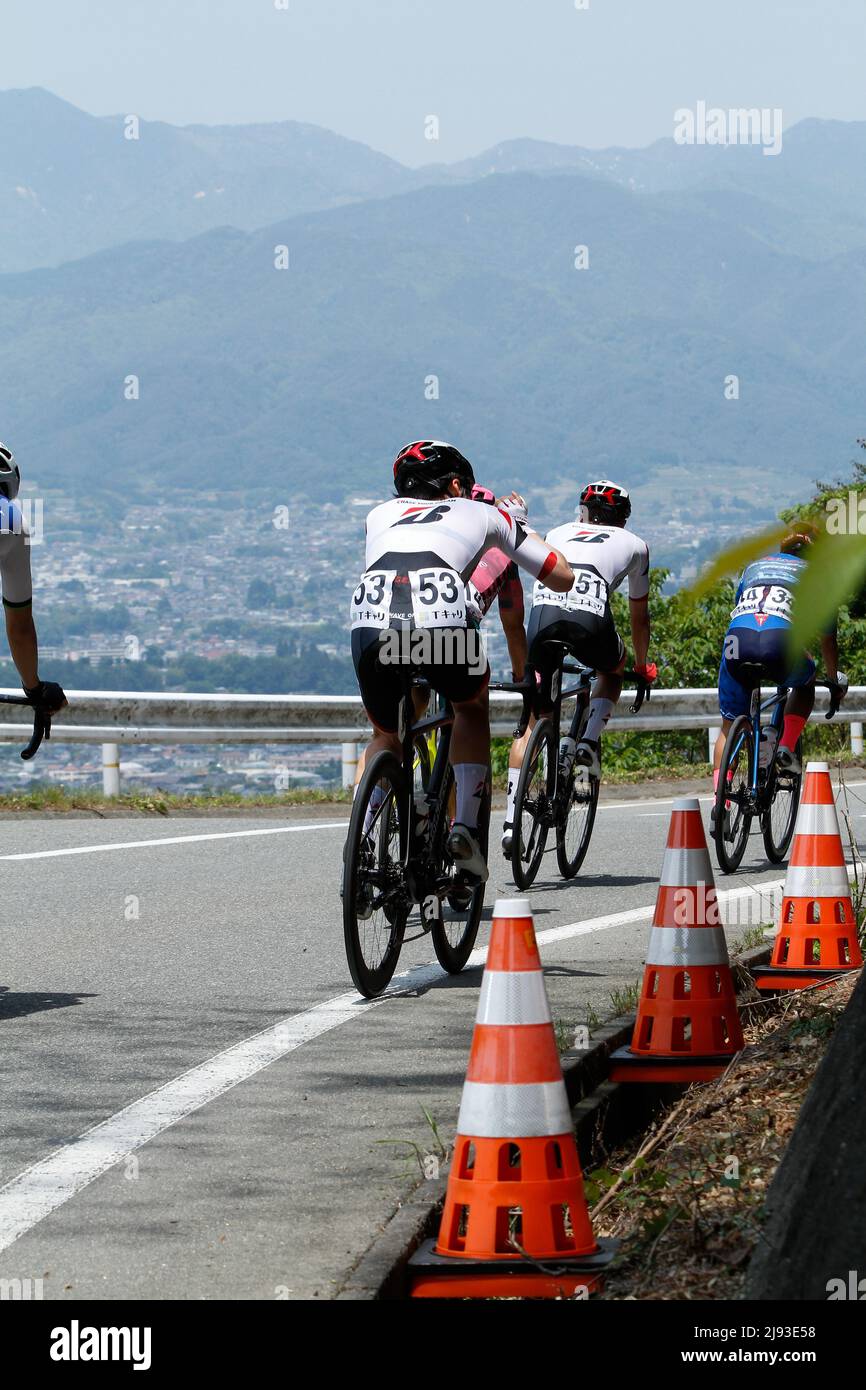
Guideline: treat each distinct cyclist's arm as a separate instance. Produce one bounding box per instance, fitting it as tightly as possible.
[490,509,572,592]
[627,539,651,668]
[629,597,650,668]
[820,631,840,683]
[496,566,526,679]
[5,604,39,688]
[1,528,38,688]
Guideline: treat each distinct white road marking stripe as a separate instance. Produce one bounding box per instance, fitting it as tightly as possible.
[0,822,349,861]
[2,778,861,863]
[0,854,853,1253]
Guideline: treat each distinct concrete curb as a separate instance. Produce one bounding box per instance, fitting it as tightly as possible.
[335,941,772,1300]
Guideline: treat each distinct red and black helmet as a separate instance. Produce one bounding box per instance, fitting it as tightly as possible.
[393,440,475,499]
[579,478,631,524]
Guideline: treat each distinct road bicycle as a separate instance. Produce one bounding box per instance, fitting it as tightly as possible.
[342,677,490,998]
[712,675,843,874]
[493,662,650,890]
[0,692,52,759]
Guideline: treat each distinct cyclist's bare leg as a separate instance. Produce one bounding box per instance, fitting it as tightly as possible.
[354,686,428,787]
[582,649,627,744]
[713,720,733,778]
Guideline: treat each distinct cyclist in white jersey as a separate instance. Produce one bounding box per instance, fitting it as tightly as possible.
[0,442,67,718]
[351,440,573,881]
[516,480,656,811]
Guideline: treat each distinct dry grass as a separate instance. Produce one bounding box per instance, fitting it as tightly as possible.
[593,971,859,1300]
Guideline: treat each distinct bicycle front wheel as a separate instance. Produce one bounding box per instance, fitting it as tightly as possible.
[713,716,754,874]
[556,760,600,878]
[762,738,803,863]
[430,765,490,974]
[342,751,409,997]
[512,718,555,889]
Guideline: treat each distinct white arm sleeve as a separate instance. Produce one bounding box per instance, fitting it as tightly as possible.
[0,504,33,607]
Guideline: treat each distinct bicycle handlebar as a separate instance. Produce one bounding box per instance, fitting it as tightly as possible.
[0,694,52,760]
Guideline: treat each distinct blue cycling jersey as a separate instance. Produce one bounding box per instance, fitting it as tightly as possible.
[729,553,805,633]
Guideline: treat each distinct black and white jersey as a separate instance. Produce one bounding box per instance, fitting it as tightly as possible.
[352,496,556,631]
[531,521,649,622]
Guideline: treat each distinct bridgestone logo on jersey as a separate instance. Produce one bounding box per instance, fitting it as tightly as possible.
[378,626,486,675]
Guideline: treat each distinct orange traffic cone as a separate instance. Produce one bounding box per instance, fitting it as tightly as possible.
[753,762,862,991]
[610,797,744,1083]
[409,897,614,1299]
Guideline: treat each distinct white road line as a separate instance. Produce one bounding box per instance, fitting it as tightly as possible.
[0,821,349,862]
[4,779,862,862]
[0,869,792,1254]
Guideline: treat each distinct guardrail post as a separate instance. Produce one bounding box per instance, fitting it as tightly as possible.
[852,722,864,757]
[341,742,360,789]
[708,725,721,763]
[102,742,121,797]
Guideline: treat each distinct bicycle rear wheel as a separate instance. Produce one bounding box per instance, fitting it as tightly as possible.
[430,765,490,974]
[556,761,600,878]
[713,716,754,874]
[342,751,409,997]
[512,718,555,889]
[761,738,803,863]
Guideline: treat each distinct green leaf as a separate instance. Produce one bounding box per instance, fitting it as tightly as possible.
[686,522,792,601]
[788,532,866,656]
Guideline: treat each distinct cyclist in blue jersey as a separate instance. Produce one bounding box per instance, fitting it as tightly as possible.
[714,526,846,790]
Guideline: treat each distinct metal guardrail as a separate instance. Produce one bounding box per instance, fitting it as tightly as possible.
[0,686,863,793]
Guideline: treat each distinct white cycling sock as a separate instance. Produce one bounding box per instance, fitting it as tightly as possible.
[584,697,615,744]
[504,769,518,827]
[454,763,488,831]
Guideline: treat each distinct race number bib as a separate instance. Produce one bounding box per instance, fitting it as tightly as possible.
[533,566,608,619]
[350,569,396,629]
[732,584,792,623]
[409,567,467,628]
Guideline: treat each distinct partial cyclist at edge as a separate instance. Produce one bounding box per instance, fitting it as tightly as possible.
[0,442,67,722]
[350,440,573,885]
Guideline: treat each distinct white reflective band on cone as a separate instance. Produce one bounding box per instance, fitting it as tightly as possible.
[659,847,715,887]
[492,897,532,919]
[673,797,701,812]
[805,762,830,774]
[784,865,852,897]
[476,971,551,1026]
[645,925,730,968]
[792,804,842,837]
[457,1080,572,1138]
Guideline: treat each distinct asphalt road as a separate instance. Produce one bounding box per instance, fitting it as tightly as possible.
[1,782,863,1300]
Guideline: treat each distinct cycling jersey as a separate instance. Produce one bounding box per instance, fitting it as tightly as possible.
[531,521,650,620]
[718,552,830,719]
[729,553,806,633]
[352,496,556,631]
[0,499,33,608]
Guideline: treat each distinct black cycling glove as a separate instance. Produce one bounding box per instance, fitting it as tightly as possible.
[24,680,68,714]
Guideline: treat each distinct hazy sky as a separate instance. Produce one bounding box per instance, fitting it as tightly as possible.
[4,0,865,165]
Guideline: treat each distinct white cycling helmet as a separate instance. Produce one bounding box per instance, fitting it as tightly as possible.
[0,443,20,501]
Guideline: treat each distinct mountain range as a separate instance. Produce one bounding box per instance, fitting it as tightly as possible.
[1,88,864,527]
